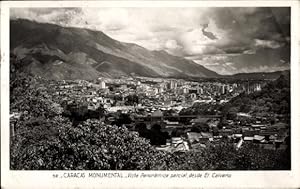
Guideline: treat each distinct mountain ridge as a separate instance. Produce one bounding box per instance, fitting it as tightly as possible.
[226,70,290,80]
[10,19,289,80]
[10,19,220,80]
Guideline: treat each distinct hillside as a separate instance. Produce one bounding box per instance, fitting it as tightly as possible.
[223,73,290,117]
[228,70,290,80]
[10,19,220,80]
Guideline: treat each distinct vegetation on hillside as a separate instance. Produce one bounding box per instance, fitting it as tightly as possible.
[222,74,290,119]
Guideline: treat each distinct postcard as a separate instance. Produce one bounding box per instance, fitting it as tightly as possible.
[1,1,300,188]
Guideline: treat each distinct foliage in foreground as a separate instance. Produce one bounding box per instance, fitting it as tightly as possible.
[11,115,290,170]
[11,118,168,170]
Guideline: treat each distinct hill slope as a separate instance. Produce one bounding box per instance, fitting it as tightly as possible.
[10,19,219,80]
[228,70,290,80]
[223,73,290,116]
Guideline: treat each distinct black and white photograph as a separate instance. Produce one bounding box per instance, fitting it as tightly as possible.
[8,6,293,171]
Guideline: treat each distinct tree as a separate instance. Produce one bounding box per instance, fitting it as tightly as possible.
[149,124,168,145]
[191,123,209,132]
[11,118,169,170]
[125,94,139,106]
[114,113,132,127]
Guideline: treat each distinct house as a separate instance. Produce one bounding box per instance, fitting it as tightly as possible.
[163,137,190,152]
[236,138,243,149]
[172,141,190,152]
[251,124,266,128]
[208,119,220,127]
[187,132,202,144]
[219,129,233,136]
[190,118,210,125]
[164,120,180,128]
[171,137,184,145]
[107,106,134,113]
[243,130,260,136]
[186,132,213,144]
[155,145,172,153]
[259,131,278,136]
[151,110,163,117]
[200,132,213,138]
[236,112,252,118]
[243,136,254,142]
[233,133,243,139]
[253,135,265,143]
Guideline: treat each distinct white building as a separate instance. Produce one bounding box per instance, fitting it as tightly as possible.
[100,81,106,89]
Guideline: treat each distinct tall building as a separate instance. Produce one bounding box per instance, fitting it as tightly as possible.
[197,87,203,95]
[247,80,250,94]
[221,85,226,94]
[255,83,262,91]
[169,80,177,89]
[158,87,164,93]
[182,87,188,94]
[100,80,106,89]
[190,93,197,100]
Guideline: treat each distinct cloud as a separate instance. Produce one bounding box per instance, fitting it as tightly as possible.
[202,23,218,40]
[254,39,282,49]
[225,62,234,66]
[223,46,249,54]
[243,49,256,55]
[10,7,290,75]
[165,39,181,50]
[10,8,83,26]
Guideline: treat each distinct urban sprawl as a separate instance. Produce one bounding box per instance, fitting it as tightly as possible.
[17,76,289,153]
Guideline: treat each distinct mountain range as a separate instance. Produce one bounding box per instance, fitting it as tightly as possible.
[10,19,220,80]
[10,19,288,80]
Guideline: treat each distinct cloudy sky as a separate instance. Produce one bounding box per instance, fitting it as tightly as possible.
[10,7,290,75]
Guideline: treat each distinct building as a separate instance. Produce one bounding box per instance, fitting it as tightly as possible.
[168,80,177,89]
[255,83,261,91]
[100,80,106,89]
[198,87,204,95]
[151,110,163,117]
[221,85,226,94]
[190,93,197,100]
[182,87,188,94]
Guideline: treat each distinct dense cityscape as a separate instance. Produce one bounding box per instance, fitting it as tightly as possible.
[10,61,291,170]
[43,76,289,152]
